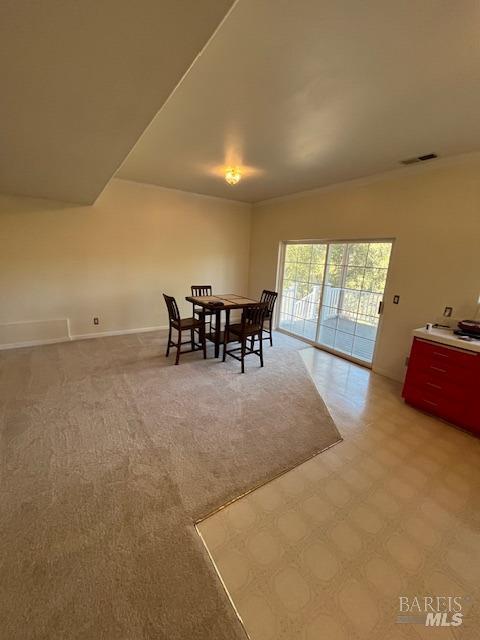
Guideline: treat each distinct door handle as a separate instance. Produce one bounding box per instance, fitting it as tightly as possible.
[378,300,384,315]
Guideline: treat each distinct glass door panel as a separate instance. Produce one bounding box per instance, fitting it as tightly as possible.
[317,241,392,362]
[279,243,326,340]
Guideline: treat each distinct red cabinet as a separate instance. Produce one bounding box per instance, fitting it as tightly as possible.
[403,337,480,435]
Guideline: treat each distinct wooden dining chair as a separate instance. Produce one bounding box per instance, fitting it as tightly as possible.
[260,290,278,346]
[191,284,215,337]
[163,294,206,365]
[223,302,268,373]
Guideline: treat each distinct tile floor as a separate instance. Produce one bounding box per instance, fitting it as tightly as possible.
[197,347,480,639]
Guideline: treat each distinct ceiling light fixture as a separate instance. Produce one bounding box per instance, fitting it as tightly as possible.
[225,167,241,185]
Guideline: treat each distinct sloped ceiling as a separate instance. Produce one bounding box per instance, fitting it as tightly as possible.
[0,0,235,204]
[118,0,480,203]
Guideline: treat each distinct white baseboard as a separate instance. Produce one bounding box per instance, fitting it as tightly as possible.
[0,325,168,351]
[371,364,404,383]
[0,337,72,351]
[71,325,168,340]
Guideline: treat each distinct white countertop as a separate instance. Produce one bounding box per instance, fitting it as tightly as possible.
[413,326,480,353]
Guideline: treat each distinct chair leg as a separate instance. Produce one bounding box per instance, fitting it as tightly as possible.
[222,309,230,362]
[166,325,172,357]
[214,310,221,358]
[190,328,195,350]
[241,338,246,373]
[201,322,207,359]
[175,329,181,365]
[222,325,228,361]
[250,335,254,351]
[259,331,264,367]
[269,316,273,346]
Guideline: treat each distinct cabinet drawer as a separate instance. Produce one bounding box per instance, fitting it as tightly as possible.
[405,388,468,425]
[411,338,479,372]
[411,359,475,390]
[404,372,468,403]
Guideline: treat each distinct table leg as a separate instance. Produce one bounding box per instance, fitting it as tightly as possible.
[222,308,231,362]
[214,309,221,358]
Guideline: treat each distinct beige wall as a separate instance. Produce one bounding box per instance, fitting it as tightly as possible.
[249,156,480,381]
[3,157,480,376]
[0,179,251,346]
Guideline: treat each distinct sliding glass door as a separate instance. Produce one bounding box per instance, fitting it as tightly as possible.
[279,240,392,364]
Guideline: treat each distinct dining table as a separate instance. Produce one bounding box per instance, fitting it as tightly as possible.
[185,293,260,358]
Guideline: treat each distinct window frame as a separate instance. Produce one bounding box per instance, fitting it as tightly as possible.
[275,238,395,368]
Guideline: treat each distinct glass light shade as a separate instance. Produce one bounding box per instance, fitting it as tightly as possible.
[225,167,241,185]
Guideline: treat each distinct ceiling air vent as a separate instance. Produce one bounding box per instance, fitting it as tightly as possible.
[401,153,438,166]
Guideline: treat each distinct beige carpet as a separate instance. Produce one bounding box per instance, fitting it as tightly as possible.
[0,331,341,640]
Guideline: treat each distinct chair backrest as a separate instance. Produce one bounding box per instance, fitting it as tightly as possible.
[242,302,268,332]
[163,294,181,324]
[260,289,278,314]
[191,285,212,297]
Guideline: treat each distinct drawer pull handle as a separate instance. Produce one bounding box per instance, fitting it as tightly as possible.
[426,382,442,390]
[423,398,438,407]
[430,366,446,373]
[433,351,449,358]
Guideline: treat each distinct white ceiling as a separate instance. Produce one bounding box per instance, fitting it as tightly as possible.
[0,0,234,203]
[118,0,480,203]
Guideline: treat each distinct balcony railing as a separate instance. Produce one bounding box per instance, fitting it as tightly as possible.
[282,284,382,320]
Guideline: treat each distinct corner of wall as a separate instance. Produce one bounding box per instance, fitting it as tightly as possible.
[245,201,255,296]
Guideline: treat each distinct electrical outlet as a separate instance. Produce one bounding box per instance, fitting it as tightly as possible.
[443,306,453,318]
[93,317,99,325]
[393,295,400,304]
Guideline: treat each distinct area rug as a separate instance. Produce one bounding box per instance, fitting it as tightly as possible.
[0,331,341,640]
